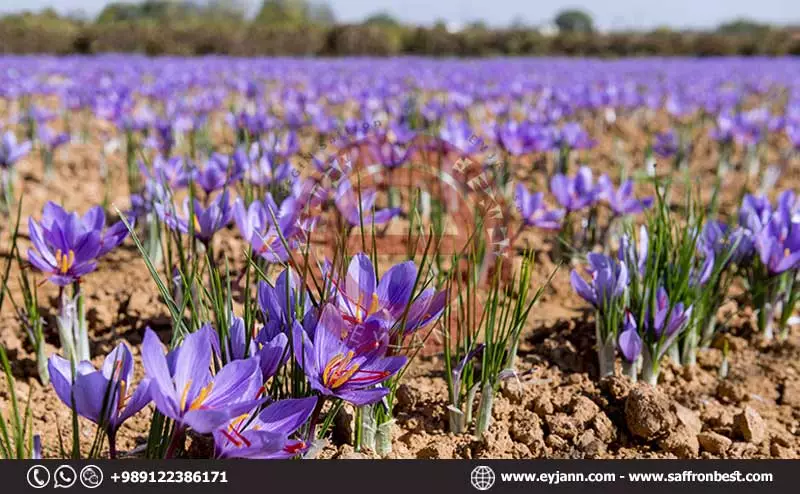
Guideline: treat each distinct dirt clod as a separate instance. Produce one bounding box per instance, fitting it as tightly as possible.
[673,403,702,436]
[509,409,544,452]
[570,395,601,425]
[625,385,676,440]
[698,431,732,455]
[658,428,700,458]
[733,406,767,444]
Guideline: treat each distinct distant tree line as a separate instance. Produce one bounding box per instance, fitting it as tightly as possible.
[2,1,799,56]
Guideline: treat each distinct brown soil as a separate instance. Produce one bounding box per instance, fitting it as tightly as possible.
[1,112,799,459]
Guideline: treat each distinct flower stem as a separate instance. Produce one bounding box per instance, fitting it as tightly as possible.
[642,358,660,386]
[305,395,326,443]
[108,433,117,460]
[475,382,495,437]
[164,426,185,459]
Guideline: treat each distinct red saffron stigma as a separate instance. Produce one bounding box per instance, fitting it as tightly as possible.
[220,429,242,447]
[284,441,306,454]
[348,370,390,383]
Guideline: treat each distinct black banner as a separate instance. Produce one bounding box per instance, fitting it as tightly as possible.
[6,460,794,493]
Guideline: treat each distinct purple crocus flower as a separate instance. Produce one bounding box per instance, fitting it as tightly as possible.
[223,317,257,362]
[261,131,299,158]
[652,130,679,158]
[550,166,601,212]
[497,120,530,156]
[159,190,233,243]
[38,126,70,152]
[141,326,266,434]
[372,140,413,169]
[48,342,150,448]
[699,221,754,266]
[514,183,565,230]
[739,194,772,233]
[334,179,401,227]
[754,215,800,275]
[690,251,715,287]
[439,118,481,155]
[329,253,446,337]
[1,130,32,168]
[236,146,291,187]
[570,253,629,310]
[28,203,130,286]
[598,175,653,216]
[618,311,642,362]
[194,155,232,195]
[649,287,692,338]
[213,397,316,459]
[233,194,301,262]
[143,155,192,190]
[557,122,595,150]
[292,304,406,406]
[222,316,289,381]
[257,268,315,339]
[619,225,649,277]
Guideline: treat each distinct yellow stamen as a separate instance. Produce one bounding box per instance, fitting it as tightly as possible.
[322,353,347,386]
[54,249,75,275]
[189,382,214,411]
[117,380,128,412]
[322,351,360,389]
[193,215,202,233]
[180,380,192,411]
[330,364,360,389]
[228,413,249,432]
[368,293,380,315]
[785,248,791,258]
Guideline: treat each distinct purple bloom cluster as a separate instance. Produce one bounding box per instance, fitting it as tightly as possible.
[28,203,130,286]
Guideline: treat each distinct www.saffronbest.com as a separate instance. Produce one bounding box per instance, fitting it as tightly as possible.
[497,470,773,485]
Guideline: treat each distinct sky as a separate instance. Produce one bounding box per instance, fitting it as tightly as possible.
[1,0,799,30]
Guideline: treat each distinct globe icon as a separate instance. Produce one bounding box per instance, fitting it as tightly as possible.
[470,466,496,491]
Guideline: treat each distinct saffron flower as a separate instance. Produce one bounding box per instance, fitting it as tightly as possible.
[292,304,406,406]
[334,179,401,227]
[142,155,192,190]
[222,317,289,381]
[648,287,692,338]
[739,194,773,234]
[0,130,32,168]
[598,175,653,216]
[618,225,649,277]
[158,190,233,243]
[141,326,266,434]
[330,253,446,337]
[233,194,301,262]
[754,216,800,275]
[514,183,565,230]
[652,130,679,158]
[213,397,317,459]
[618,311,642,362]
[570,253,629,309]
[48,343,150,453]
[257,268,313,339]
[550,166,601,212]
[28,202,130,286]
[194,155,233,195]
[38,126,70,152]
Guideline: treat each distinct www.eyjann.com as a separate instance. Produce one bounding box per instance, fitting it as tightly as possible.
[497,471,773,485]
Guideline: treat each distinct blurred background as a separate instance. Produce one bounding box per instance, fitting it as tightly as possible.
[0,0,799,56]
